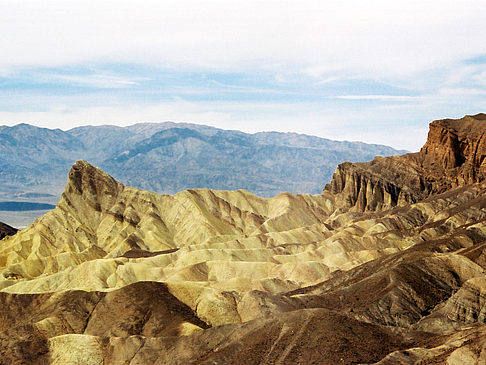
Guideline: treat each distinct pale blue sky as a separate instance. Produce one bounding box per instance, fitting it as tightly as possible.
[1,0,486,150]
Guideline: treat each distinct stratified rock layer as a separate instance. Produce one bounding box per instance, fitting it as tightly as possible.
[0,114,485,364]
[325,113,486,211]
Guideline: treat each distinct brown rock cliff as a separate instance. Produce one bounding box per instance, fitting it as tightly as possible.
[325,113,486,211]
[420,113,486,188]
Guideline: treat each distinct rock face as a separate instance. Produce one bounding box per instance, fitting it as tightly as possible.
[0,114,485,364]
[420,113,486,189]
[324,156,421,211]
[0,221,17,239]
[325,113,486,211]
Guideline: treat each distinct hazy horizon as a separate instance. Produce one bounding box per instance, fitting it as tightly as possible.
[2,1,486,151]
[1,120,415,151]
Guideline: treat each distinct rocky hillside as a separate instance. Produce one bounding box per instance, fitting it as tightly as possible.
[0,114,485,364]
[325,113,486,211]
[0,122,404,199]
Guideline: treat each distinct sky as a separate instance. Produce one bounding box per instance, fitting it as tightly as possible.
[1,0,486,151]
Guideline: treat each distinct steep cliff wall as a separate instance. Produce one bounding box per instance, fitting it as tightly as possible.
[324,158,420,212]
[325,113,486,212]
[420,113,486,189]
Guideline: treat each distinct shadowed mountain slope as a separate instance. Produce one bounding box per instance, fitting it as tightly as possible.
[0,114,485,364]
[0,221,17,240]
[0,124,83,193]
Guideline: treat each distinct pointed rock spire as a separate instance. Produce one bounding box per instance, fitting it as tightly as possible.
[64,160,124,212]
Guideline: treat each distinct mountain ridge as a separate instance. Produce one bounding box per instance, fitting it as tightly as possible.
[0,121,405,197]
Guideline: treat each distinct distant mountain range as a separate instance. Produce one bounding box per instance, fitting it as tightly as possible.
[0,122,406,198]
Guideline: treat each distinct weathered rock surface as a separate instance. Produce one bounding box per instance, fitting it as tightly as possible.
[0,114,485,364]
[325,113,486,211]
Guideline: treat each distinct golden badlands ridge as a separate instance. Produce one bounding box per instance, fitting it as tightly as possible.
[0,114,485,364]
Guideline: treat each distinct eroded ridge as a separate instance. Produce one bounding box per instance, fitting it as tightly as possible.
[325,113,486,212]
[0,114,485,364]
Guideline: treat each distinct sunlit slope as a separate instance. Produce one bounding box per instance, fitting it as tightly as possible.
[0,176,485,364]
[1,114,486,364]
[0,159,415,293]
[0,160,484,330]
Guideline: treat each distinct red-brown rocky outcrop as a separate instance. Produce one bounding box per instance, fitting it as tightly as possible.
[325,113,486,211]
[420,113,486,188]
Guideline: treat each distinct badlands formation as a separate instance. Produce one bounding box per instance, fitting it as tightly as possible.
[0,114,485,364]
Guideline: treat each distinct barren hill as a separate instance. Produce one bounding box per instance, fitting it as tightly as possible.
[0,114,485,364]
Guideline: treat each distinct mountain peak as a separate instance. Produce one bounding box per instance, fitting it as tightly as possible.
[0,117,485,364]
[421,114,486,176]
[64,160,124,212]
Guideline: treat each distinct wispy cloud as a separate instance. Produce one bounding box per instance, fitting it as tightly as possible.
[0,67,150,89]
[313,76,344,86]
[1,1,486,78]
[1,1,486,153]
[438,88,486,96]
[54,74,138,88]
[473,70,486,88]
[335,95,417,101]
